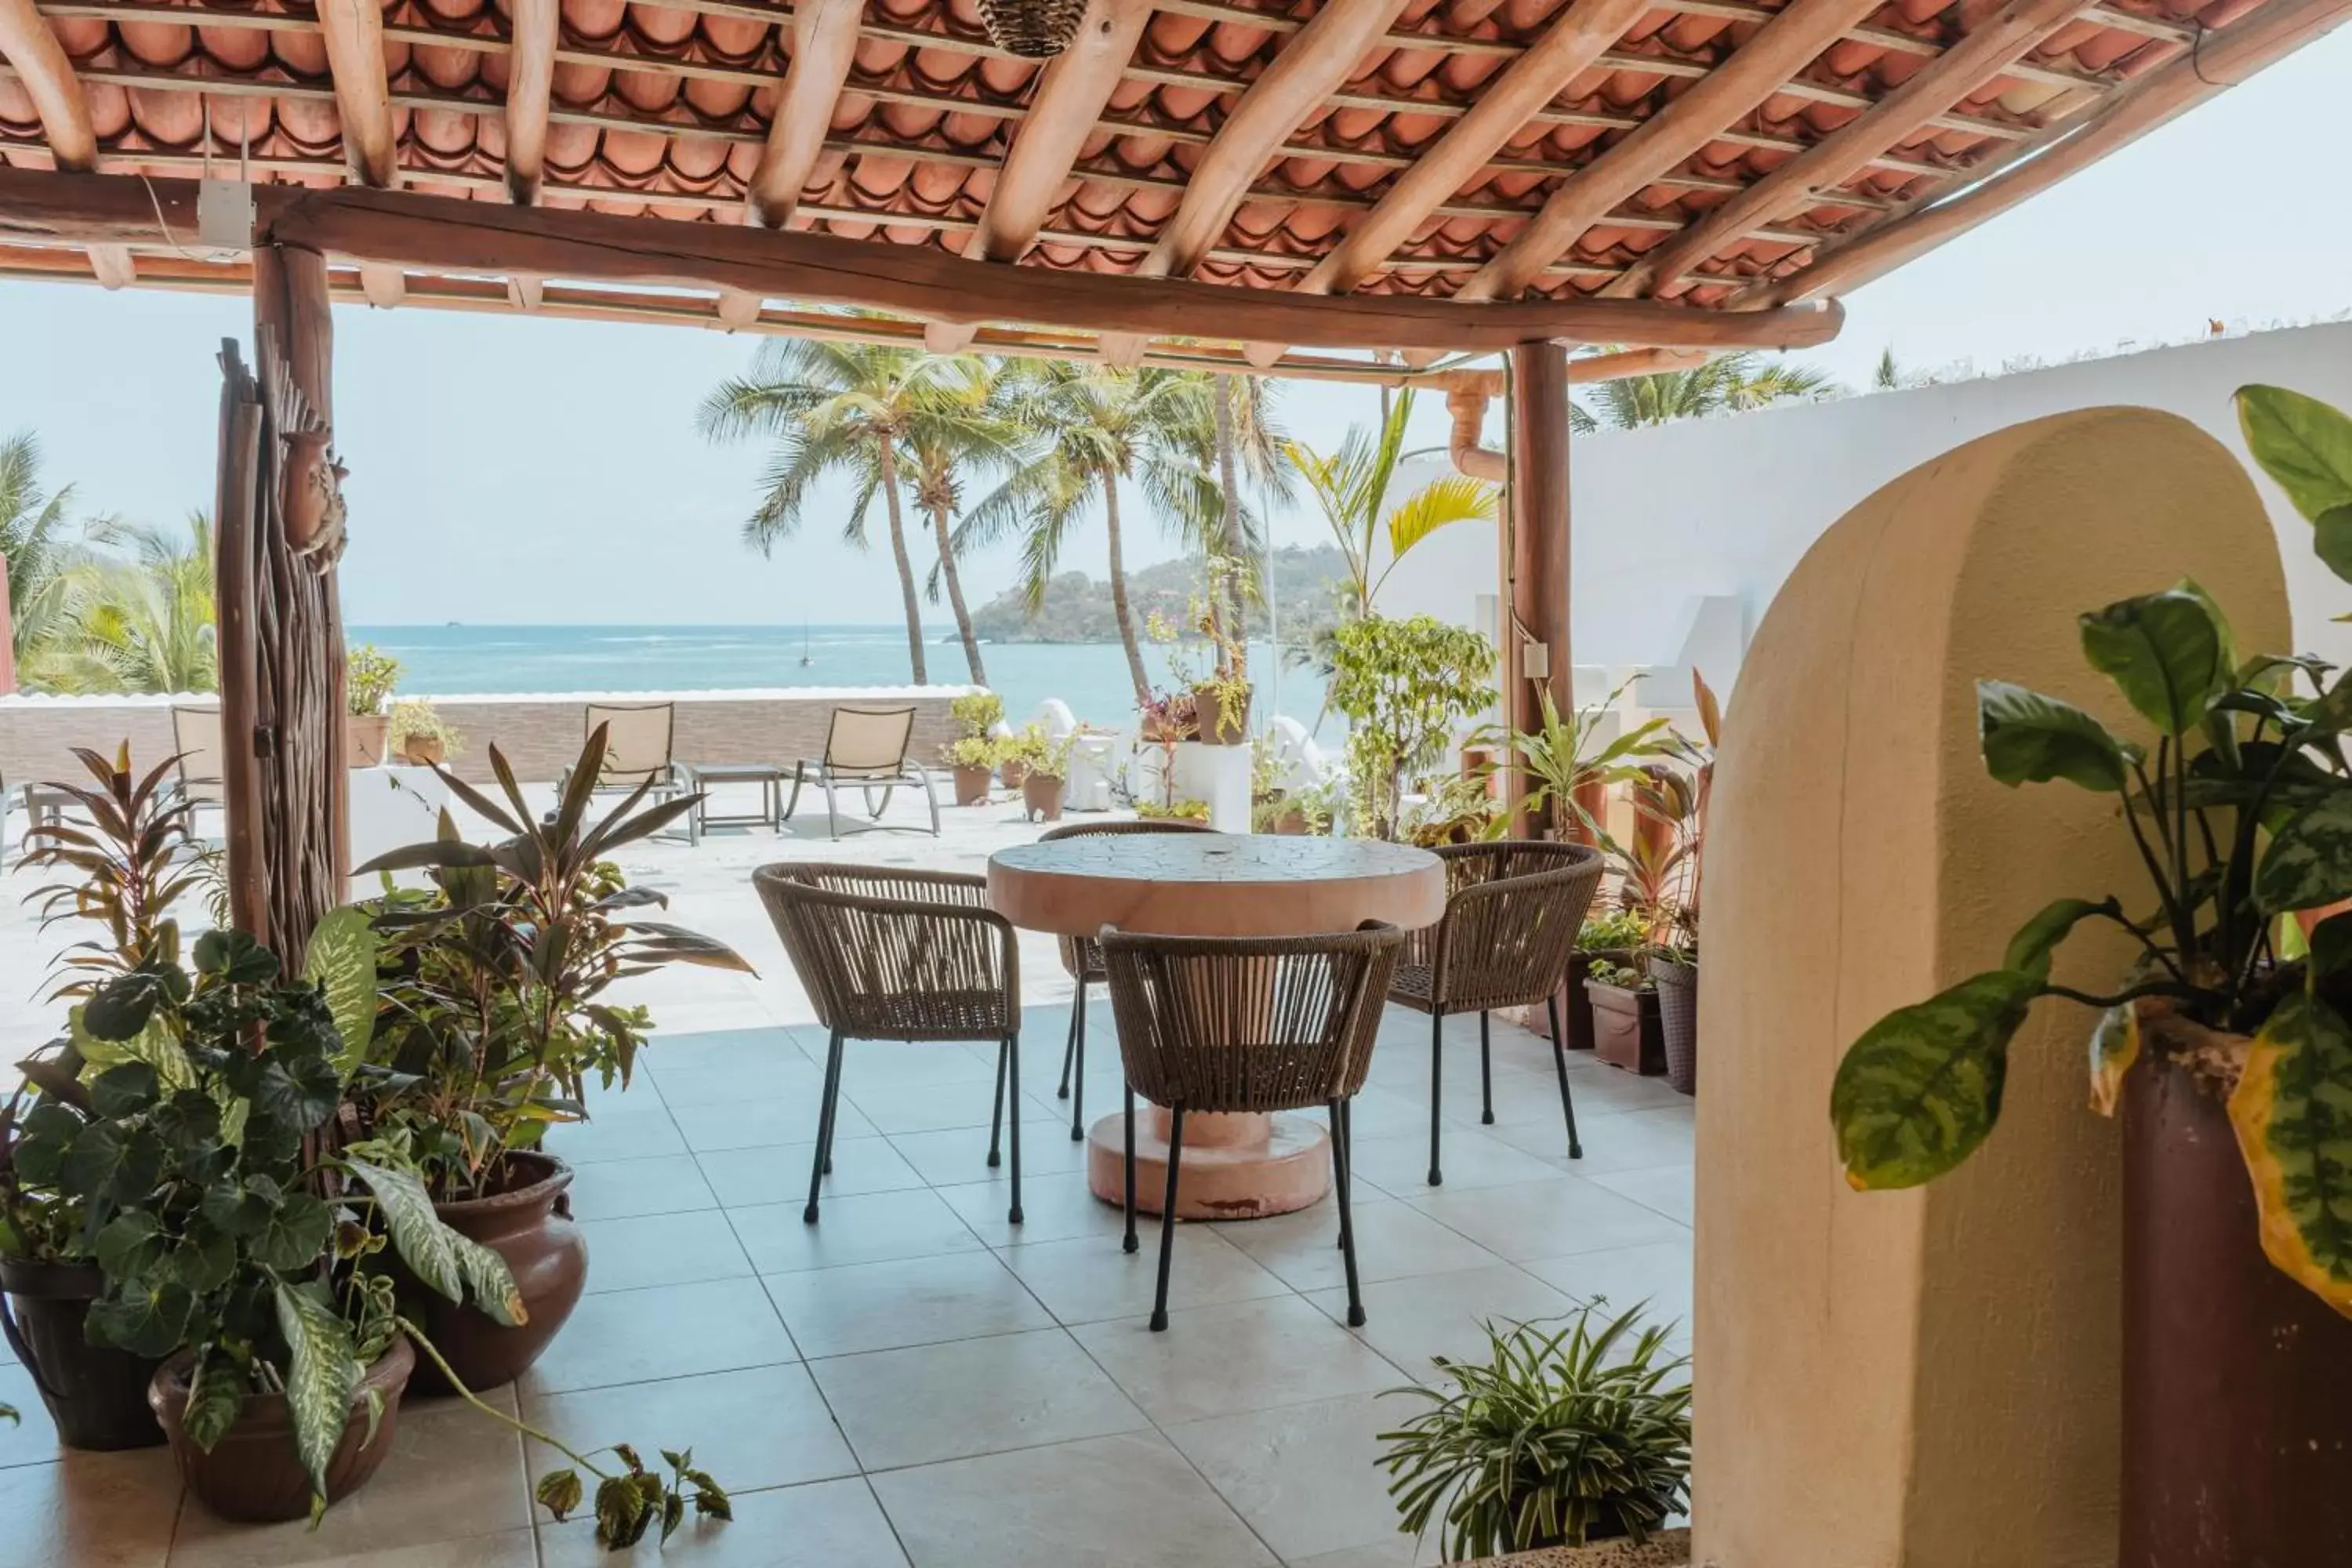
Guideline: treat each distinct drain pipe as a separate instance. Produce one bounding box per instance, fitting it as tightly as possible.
[1443,384,1508,481]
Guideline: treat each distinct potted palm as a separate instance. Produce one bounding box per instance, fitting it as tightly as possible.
[945,691,1005,805]
[1377,1304,1690,1559]
[1828,384,2352,1567]
[346,643,401,767]
[1490,677,1673,846]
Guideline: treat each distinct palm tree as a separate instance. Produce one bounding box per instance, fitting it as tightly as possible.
[906,358,1030,684]
[1205,373,1289,678]
[958,364,1220,707]
[0,430,95,673]
[700,338,985,683]
[1569,350,1840,433]
[1283,387,1497,616]
[38,513,219,693]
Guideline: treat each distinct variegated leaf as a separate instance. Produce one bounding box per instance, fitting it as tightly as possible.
[1831,971,2039,1189]
[2227,991,2352,1317]
[2088,1003,2140,1118]
[272,1281,361,1510]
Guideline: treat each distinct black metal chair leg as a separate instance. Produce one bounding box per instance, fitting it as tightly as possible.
[1330,1098,1366,1328]
[1548,996,1584,1160]
[1123,1084,1139,1254]
[804,1030,844,1223]
[1056,993,1080,1100]
[987,1036,1008,1169]
[1151,1106,1185,1331]
[1007,1033,1025,1225]
[1069,995,1087,1142]
[1427,1011,1446,1187]
[1479,1011,1495,1125]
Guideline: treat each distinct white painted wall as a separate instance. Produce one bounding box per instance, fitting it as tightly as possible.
[1375,320,2352,695]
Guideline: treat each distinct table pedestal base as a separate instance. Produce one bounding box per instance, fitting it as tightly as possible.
[1084,1105,1330,1221]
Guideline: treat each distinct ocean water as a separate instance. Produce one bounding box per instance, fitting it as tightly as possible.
[347,624,1329,734]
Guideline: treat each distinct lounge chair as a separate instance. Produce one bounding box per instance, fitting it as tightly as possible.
[170,705,227,823]
[555,702,697,845]
[781,704,940,839]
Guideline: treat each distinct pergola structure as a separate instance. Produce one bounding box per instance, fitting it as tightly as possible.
[2,0,2344,946]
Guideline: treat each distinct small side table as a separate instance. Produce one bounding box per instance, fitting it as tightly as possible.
[686,762,786,833]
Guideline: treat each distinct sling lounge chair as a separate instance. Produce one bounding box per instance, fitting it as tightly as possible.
[782,704,940,839]
[555,702,698,845]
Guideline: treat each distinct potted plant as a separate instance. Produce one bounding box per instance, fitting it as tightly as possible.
[945,691,1005,805]
[1827,384,2352,1567]
[1005,724,1073,823]
[1403,772,1505,848]
[387,698,461,768]
[1138,797,1213,824]
[347,643,401,767]
[355,725,753,1393]
[1539,908,1649,1054]
[1627,681,1715,1096]
[1585,957,1665,1076]
[1377,1304,1691,1558]
[1327,615,1495,841]
[1485,677,1673,845]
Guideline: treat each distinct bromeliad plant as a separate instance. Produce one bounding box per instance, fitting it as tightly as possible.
[1829,383,2352,1316]
[1377,1304,1692,1558]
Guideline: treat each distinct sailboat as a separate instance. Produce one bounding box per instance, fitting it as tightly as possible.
[798,622,815,668]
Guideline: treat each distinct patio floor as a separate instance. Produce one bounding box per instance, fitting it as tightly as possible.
[0,782,1696,1568]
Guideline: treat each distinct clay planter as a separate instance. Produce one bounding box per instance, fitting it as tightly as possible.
[408,1152,586,1396]
[1588,980,1665,1076]
[1272,808,1310,836]
[1022,772,1065,823]
[953,764,993,806]
[399,734,445,767]
[1192,682,1250,746]
[1651,955,1698,1096]
[1000,757,1031,791]
[154,1335,416,1523]
[1538,949,1635,1052]
[2120,1022,2352,1568]
[347,713,390,768]
[0,1258,164,1450]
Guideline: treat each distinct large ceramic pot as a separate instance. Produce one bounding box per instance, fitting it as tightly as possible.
[1022,772,1065,823]
[1538,948,1633,1051]
[1588,980,1665,1076]
[154,1335,415,1523]
[1651,955,1698,1096]
[0,1258,164,1450]
[2120,1016,2352,1568]
[347,713,390,768]
[953,764,993,806]
[408,1152,586,1395]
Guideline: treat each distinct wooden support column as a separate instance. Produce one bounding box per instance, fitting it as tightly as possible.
[214,340,267,938]
[1505,341,1572,828]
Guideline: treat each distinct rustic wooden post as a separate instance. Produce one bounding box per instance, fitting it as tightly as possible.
[213,342,269,938]
[1504,340,1573,832]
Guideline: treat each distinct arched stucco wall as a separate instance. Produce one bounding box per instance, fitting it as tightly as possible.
[1692,408,2292,1567]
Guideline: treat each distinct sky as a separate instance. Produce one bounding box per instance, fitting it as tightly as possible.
[2,27,2347,627]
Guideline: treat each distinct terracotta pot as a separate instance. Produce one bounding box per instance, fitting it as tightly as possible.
[1000,757,1031,790]
[1537,949,1633,1051]
[1588,981,1665,1075]
[2121,1029,2352,1568]
[1022,772,1065,823]
[0,1258,165,1450]
[1651,955,1698,1096]
[346,713,390,768]
[1272,808,1308,836]
[399,734,445,767]
[953,764,993,806]
[1192,682,1250,746]
[154,1336,415,1523]
[407,1152,585,1396]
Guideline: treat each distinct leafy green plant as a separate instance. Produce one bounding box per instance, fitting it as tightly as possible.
[945,733,1005,771]
[1378,1305,1691,1558]
[1328,615,1496,840]
[1480,678,1673,842]
[1577,909,1650,953]
[1004,724,1075,782]
[1828,383,2352,1316]
[1585,958,1653,991]
[357,725,753,1201]
[1137,797,1211,823]
[1401,771,1504,848]
[347,644,401,717]
[949,689,1004,739]
[386,698,461,760]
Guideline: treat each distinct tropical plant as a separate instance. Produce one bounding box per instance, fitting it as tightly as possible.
[1377,1305,1693,1558]
[1482,677,1674,842]
[904,358,1031,684]
[386,698,462,760]
[945,690,1006,771]
[1577,909,1650,953]
[1584,957,1653,991]
[1004,723,1073,782]
[356,726,753,1202]
[1203,372,1288,674]
[1327,615,1495,840]
[34,514,219,694]
[1284,388,1497,617]
[1827,383,2352,1316]
[956,362,1221,707]
[1569,350,1838,433]
[1401,772,1505,848]
[1137,797,1211,823]
[347,644,402,716]
[0,430,96,675]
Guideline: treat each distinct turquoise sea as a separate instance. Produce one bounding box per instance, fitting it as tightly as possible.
[347,624,1329,735]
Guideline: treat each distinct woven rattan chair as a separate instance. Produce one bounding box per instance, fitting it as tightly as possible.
[556,702,697,844]
[1040,817,1218,1143]
[1100,921,1404,1332]
[782,704,940,839]
[753,862,1024,1225]
[1388,840,1606,1185]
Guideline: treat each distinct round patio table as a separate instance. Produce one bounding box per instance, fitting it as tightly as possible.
[987,833,1446,1220]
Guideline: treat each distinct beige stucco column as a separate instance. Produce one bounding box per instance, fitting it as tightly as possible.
[1693,408,2290,1567]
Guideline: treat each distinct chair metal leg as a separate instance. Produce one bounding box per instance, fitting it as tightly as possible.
[1151,1106,1185,1332]
[1069,997,1087,1142]
[1479,1011,1495,1125]
[987,1036,1008,1168]
[1427,1011,1446,1187]
[804,1030,844,1223]
[780,768,806,822]
[1007,1033,1025,1225]
[1547,996,1584,1160]
[920,768,941,837]
[821,774,842,840]
[1123,1084,1139,1254]
[1330,1098,1367,1328]
[818,1029,844,1177]
[1057,989,1080,1099]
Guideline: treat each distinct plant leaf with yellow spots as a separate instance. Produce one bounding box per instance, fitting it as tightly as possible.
[2227,991,2352,1318]
[2089,1003,2140,1118]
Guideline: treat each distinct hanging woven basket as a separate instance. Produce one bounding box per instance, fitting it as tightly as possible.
[975,0,1087,57]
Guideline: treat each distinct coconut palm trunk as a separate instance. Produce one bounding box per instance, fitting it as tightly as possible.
[930,499,987,685]
[1210,379,1248,678]
[1101,475,1151,706]
[876,439,928,684]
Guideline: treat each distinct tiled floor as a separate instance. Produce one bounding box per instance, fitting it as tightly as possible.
[0,787,1696,1567]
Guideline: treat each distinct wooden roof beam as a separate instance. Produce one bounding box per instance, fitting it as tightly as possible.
[1301,0,1654,297]
[504,0,558,203]
[967,0,1151,264]
[315,0,397,187]
[1609,0,2100,297]
[0,0,97,168]
[747,0,863,228]
[1458,0,1891,303]
[1743,0,2352,307]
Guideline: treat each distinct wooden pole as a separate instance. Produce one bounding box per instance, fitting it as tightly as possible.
[1507,342,1573,831]
[213,339,267,938]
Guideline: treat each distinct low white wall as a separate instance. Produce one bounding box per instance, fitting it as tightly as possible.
[1377,320,2352,692]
